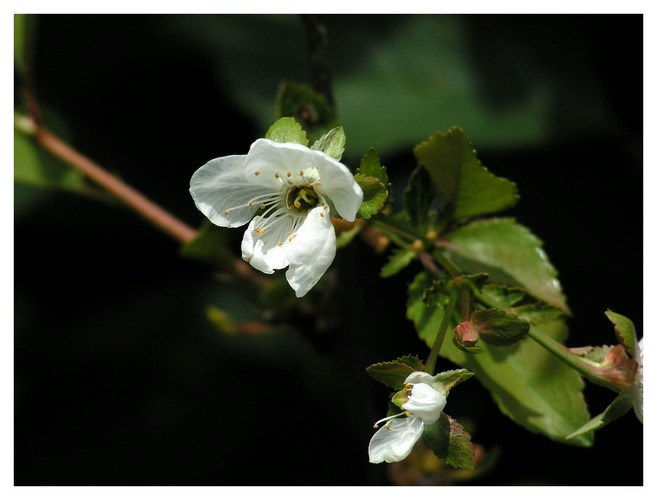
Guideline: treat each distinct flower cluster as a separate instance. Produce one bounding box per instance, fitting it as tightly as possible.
[190,138,363,297]
[368,371,447,464]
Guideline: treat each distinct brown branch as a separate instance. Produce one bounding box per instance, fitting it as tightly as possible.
[34,125,198,245]
[300,14,335,108]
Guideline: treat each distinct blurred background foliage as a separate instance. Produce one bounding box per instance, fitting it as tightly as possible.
[14,14,642,485]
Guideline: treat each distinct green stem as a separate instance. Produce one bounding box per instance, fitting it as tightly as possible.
[431,249,461,277]
[425,289,458,374]
[526,329,626,392]
[372,214,424,244]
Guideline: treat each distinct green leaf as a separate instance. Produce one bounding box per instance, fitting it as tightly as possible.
[566,386,636,440]
[605,310,638,358]
[423,413,476,469]
[445,218,569,312]
[409,271,591,446]
[380,247,416,278]
[356,148,389,187]
[441,317,593,446]
[471,308,530,346]
[413,127,518,219]
[275,81,336,142]
[265,117,309,146]
[311,126,346,160]
[403,165,435,228]
[479,283,533,308]
[206,306,239,336]
[354,173,388,219]
[366,356,424,391]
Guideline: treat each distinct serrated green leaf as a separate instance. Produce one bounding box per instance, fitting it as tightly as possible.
[393,355,425,371]
[354,173,388,219]
[423,413,476,469]
[265,117,309,146]
[440,318,592,446]
[514,302,565,324]
[356,148,389,187]
[311,126,346,160]
[380,247,416,278]
[275,81,336,142]
[366,361,418,391]
[413,127,518,219]
[479,283,532,308]
[408,269,591,445]
[445,218,569,312]
[605,310,638,358]
[566,386,636,440]
[471,308,530,346]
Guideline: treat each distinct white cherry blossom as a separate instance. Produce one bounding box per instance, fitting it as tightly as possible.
[190,138,363,297]
[368,371,447,464]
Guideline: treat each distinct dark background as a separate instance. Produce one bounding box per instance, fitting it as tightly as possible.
[14,14,643,485]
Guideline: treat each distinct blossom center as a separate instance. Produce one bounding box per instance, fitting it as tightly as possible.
[286,185,320,212]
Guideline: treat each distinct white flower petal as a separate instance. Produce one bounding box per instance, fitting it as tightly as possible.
[245,139,363,221]
[241,215,297,273]
[368,416,424,464]
[285,206,336,297]
[189,155,270,228]
[314,165,363,222]
[404,371,436,386]
[244,139,318,189]
[402,383,446,425]
[634,338,643,423]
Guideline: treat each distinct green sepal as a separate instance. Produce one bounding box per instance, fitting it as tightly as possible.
[413,126,518,220]
[566,386,636,440]
[453,322,483,354]
[423,413,476,469]
[605,310,638,358]
[356,148,389,187]
[354,173,388,219]
[380,247,416,278]
[431,369,474,395]
[471,308,530,346]
[403,165,435,228]
[265,116,309,146]
[366,355,425,390]
[311,126,346,161]
[445,218,569,313]
[275,81,336,142]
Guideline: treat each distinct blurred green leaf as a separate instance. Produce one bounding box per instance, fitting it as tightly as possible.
[179,220,232,268]
[311,126,345,160]
[14,114,86,193]
[265,116,308,146]
[423,413,475,469]
[445,218,569,312]
[275,81,337,142]
[414,127,518,220]
[403,165,434,229]
[380,247,416,278]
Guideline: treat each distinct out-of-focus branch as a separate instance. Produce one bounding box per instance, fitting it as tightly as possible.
[300,14,334,108]
[16,114,198,245]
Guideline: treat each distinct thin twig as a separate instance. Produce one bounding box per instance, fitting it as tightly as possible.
[32,123,198,245]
